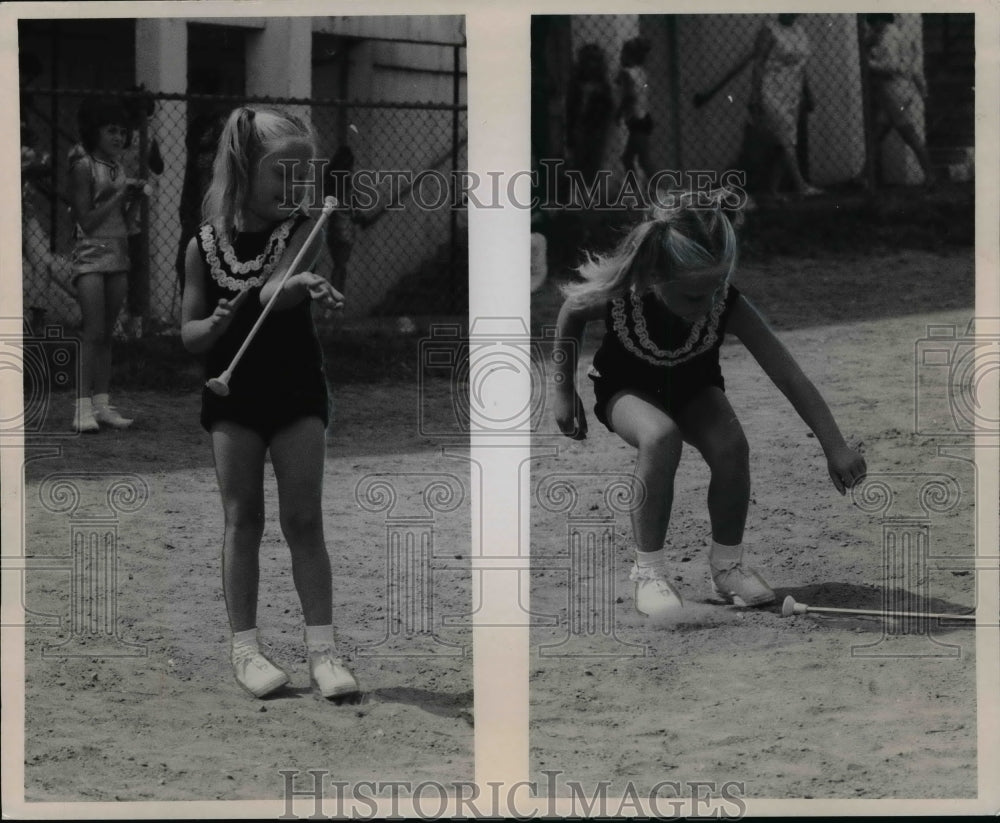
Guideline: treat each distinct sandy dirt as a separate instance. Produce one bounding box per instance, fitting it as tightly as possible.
[21,379,473,802]
[528,250,980,799]
[15,247,983,804]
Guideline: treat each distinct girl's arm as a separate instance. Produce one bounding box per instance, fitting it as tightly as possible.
[69,161,127,235]
[259,217,343,313]
[180,237,248,354]
[867,28,899,76]
[553,298,603,439]
[801,73,815,113]
[728,294,867,493]
[615,69,633,120]
[749,25,773,104]
[122,182,145,227]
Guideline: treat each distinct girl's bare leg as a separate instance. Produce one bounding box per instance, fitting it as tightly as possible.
[211,422,267,633]
[606,390,684,553]
[269,416,333,627]
[675,387,750,545]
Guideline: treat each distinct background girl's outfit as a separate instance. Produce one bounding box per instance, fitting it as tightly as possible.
[868,23,925,132]
[197,213,329,442]
[618,65,652,132]
[70,153,130,280]
[589,285,741,430]
[751,21,811,150]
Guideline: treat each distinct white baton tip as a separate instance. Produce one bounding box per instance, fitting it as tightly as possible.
[323,195,338,212]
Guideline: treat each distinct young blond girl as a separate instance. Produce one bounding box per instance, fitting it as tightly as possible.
[181,106,358,700]
[553,191,866,619]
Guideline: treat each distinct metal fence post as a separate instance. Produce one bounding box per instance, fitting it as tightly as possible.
[450,43,461,314]
[856,13,877,191]
[138,114,151,325]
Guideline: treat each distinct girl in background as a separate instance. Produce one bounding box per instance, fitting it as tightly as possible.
[69,97,145,432]
[616,37,654,190]
[865,13,936,185]
[749,14,821,199]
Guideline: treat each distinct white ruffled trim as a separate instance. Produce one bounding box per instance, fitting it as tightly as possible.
[611,284,729,368]
[199,218,296,292]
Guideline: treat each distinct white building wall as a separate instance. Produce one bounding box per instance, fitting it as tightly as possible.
[311,17,466,317]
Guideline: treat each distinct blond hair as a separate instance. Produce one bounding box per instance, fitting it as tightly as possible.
[562,189,740,309]
[202,106,316,238]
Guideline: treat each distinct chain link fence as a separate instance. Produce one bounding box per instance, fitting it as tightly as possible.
[21,88,467,332]
[533,13,973,203]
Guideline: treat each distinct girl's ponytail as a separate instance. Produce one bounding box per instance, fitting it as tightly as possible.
[201,105,317,237]
[562,186,741,308]
[203,107,260,237]
[235,107,257,176]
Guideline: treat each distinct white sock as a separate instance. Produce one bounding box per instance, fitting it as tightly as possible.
[304,624,336,652]
[710,540,743,571]
[93,393,110,409]
[635,547,668,571]
[77,396,93,412]
[232,628,258,651]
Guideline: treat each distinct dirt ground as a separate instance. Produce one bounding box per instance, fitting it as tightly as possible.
[528,249,980,799]
[20,378,473,802]
[14,245,983,805]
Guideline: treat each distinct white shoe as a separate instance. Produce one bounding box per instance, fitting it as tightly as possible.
[309,647,360,699]
[630,563,685,619]
[232,646,290,698]
[93,404,133,429]
[73,403,99,434]
[710,563,775,607]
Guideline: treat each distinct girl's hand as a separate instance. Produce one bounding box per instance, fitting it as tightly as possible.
[827,444,867,495]
[126,178,151,196]
[554,389,588,440]
[208,289,249,333]
[294,272,345,313]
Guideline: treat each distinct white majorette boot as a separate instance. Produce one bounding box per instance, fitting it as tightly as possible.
[231,643,290,698]
[630,562,685,619]
[73,397,99,434]
[93,394,133,429]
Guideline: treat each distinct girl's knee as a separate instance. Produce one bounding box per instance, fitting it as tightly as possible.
[637,423,683,463]
[223,502,265,535]
[704,425,749,469]
[279,508,324,543]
